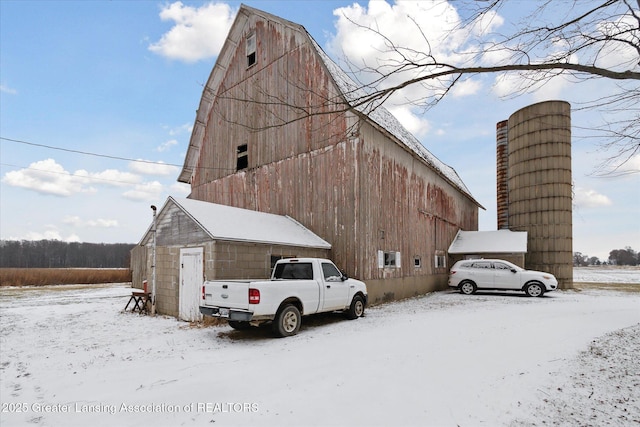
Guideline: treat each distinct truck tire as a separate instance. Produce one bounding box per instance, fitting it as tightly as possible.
[272,304,301,337]
[346,294,365,320]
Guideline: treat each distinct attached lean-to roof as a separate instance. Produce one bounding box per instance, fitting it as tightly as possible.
[448,230,528,254]
[166,197,331,249]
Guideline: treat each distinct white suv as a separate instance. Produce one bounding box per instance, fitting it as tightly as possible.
[448,259,558,297]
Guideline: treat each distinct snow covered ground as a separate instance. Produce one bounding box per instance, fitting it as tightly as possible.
[1,271,639,427]
[574,266,640,284]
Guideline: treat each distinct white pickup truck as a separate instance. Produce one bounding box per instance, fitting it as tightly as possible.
[199,258,368,337]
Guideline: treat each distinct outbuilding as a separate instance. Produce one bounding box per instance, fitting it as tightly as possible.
[131,197,330,321]
[447,229,528,267]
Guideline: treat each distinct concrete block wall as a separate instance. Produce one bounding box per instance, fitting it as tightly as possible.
[154,246,181,318]
[206,241,329,280]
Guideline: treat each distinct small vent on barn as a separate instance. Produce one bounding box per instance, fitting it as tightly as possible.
[237,144,248,170]
[246,33,256,67]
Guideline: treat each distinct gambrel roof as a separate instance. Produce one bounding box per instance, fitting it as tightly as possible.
[179,4,482,208]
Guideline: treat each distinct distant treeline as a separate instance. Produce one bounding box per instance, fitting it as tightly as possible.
[0,240,135,268]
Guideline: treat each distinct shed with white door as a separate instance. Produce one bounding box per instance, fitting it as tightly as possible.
[131,197,331,321]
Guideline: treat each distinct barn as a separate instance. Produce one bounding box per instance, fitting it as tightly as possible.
[132,5,483,316]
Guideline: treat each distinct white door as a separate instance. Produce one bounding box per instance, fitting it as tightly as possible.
[179,247,204,321]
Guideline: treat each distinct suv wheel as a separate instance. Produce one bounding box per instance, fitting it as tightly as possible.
[525,283,544,297]
[460,281,477,295]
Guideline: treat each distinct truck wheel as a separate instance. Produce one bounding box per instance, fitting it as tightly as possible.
[346,295,365,320]
[228,321,251,330]
[273,305,301,337]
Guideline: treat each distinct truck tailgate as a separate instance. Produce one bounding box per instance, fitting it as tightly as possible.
[203,280,250,310]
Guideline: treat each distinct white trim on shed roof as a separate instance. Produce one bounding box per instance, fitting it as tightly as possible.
[448,230,527,254]
[143,197,331,249]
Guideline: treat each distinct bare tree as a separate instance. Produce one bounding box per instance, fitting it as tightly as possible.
[334,0,639,175]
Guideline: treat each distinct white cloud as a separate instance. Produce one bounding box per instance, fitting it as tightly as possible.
[86,169,142,186]
[1,159,96,197]
[18,229,80,242]
[123,181,165,202]
[167,122,193,136]
[63,216,119,228]
[157,139,178,152]
[595,11,639,72]
[170,182,191,196]
[609,154,640,176]
[128,160,179,176]
[1,159,145,196]
[574,187,613,208]
[386,106,431,139]
[329,1,487,136]
[491,45,576,101]
[469,8,504,37]
[149,1,237,62]
[1,84,17,95]
[86,219,119,228]
[450,78,482,98]
[63,216,82,226]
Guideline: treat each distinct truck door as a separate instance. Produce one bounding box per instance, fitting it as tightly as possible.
[320,262,350,311]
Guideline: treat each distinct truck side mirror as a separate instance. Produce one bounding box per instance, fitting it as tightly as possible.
[341,273,349,281]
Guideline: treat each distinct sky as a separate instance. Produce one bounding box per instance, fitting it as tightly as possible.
[1,0,638,261]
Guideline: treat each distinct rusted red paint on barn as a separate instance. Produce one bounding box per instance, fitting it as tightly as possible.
[181,5,480,302]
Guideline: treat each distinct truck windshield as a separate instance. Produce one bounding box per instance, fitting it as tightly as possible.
[273,263,313,280]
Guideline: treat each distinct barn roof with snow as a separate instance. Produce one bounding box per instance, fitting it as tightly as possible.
[448,229,528,254]
[140,197,331,249]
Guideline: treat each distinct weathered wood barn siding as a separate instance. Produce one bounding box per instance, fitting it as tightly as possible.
[356,121,478,301]
[184,6,479,303]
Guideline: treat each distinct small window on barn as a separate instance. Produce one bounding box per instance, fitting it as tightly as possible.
[246,33,256,67]
[236,144,248,171]
[434,252,447,269]
[378,250,401,268]
[414,256,422,268]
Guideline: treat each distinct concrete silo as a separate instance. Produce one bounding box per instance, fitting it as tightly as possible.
[496,120,509,230]
[506,100,573,289]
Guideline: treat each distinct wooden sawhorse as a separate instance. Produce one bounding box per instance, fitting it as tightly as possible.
[125,291,151,314]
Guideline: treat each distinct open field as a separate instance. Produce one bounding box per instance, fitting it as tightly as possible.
[1,282,639,426]
[573,266,640,292]
[575,282,640,292]
[0,266,636,289]
[0,268,132,287]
